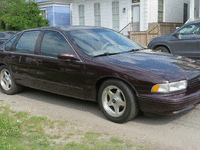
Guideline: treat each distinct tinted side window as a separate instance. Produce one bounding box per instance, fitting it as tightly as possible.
[5,36,17,51]
[16,31,40,54]
[41,31,73,57]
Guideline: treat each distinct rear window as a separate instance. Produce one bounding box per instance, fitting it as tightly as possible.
[15,31,40,54]
[5,36,17,51]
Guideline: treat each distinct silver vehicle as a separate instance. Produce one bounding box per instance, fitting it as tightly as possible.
[0,31,16,45]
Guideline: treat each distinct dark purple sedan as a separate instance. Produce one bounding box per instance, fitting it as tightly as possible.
[0,26,200,123]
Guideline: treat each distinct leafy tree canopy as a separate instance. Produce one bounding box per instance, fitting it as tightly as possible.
[0,1,49,31]
[0,0,25,17]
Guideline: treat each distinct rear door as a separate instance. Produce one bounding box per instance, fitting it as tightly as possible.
[34,30,85,99]
[0,35,18,66]
[7,31,40,87]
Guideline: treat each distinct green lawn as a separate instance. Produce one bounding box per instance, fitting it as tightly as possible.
[0,103,151,150]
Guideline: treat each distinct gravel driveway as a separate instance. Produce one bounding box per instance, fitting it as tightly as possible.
[0,88,200,150]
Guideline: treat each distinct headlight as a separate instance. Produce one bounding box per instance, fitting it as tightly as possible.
[151,80,187,93]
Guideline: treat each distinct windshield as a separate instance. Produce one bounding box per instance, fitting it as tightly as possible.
[65,28,143,57]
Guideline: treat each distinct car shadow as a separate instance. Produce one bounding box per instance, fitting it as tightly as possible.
[13,87,105,118]
[0,87,195,125]
[133,109,193,125]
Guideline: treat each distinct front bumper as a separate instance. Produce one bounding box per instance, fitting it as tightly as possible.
[138,87,200,115]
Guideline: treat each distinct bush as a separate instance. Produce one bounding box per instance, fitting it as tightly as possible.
[0,1,49,31]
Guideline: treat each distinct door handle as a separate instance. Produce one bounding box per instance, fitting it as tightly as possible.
[9,55,16,60]
[36,60,42,65]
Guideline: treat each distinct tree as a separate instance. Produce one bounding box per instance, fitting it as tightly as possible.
[0,0,23,17]
[0,1,49,31]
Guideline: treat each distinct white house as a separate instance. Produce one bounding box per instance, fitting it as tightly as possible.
[189,0,200,21]
[71,0,194,34]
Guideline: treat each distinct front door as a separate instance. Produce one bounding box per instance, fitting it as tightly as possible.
[131,5,140,31]
[34,30,85,99]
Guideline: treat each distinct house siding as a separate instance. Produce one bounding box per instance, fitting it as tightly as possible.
[46,7,53,26]
[71,3,79,25]
[36,0,71,26]
[72,0,131,31]
[165,0,190,23]
[54,6,71,26]
[140,0,149,31]
[85,2,94,26]
[119,0,130,31]
[101,1,113,29]
[72,0,192,31]
[72,0,157,31]
[148,0,158,23]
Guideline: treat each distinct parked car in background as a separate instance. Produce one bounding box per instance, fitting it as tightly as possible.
[0,26,200,123]
[148,20,200,60]
[0,31,16,45]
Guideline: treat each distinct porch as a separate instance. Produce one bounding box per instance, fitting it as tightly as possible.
[128,22,183,48]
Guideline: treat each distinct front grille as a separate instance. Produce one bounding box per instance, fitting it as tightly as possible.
[188,76,200,89]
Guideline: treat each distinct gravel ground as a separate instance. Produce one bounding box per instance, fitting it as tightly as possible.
[0,88,200,150]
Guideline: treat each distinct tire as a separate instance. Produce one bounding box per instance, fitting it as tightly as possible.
[0,65,22,95]
[98,79,139,123]
[154,46,169,53]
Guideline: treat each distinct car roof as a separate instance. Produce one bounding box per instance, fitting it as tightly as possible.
[186,20,200,25]
[23,26,106,32]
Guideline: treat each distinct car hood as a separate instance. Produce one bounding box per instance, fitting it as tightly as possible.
[95,49,200,82]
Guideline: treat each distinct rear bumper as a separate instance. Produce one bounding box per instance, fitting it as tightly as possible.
[138,87,200,115]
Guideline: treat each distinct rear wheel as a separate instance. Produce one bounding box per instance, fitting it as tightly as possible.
[0,65,22,94]
[154,46,169,53]
[98,79,139,123]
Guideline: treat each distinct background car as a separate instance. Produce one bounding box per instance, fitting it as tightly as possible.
[148,20,200,60]
[0,27,200,123]
[0,31,16,45]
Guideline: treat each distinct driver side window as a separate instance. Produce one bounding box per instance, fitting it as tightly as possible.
[41,31,73,57]
[177,23,200,35]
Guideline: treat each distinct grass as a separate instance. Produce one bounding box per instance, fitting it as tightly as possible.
[0,103,152,150]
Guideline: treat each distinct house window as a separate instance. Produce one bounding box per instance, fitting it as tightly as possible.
[40,9,47,19]
[79,5,85,25]
[112,1,119,31]
[158,0,164,22]
[132,0,140,3]
[94,3,101,26]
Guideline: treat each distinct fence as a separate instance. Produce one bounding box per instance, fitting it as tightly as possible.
[129,22,183,48]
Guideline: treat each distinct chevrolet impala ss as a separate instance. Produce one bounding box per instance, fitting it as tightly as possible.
[0,26,200,123]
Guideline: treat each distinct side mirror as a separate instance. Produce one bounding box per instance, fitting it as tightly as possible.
[173,32,179,38]
[57,52,80,61]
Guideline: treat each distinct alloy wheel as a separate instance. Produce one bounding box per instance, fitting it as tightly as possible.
[0,69,12,91]
[102,85,126,117]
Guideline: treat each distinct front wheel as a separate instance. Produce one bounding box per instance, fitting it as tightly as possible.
[0,65,22,95]
[154,46,169,53]
[98,79,139,123]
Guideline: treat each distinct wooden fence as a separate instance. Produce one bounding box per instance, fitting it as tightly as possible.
[129,22,183,48]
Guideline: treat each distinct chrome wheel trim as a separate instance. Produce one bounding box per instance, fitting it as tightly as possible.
[156,49,163,52]
[102,85,126,117]
[155,48,168,53]
[0,69,12,91]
